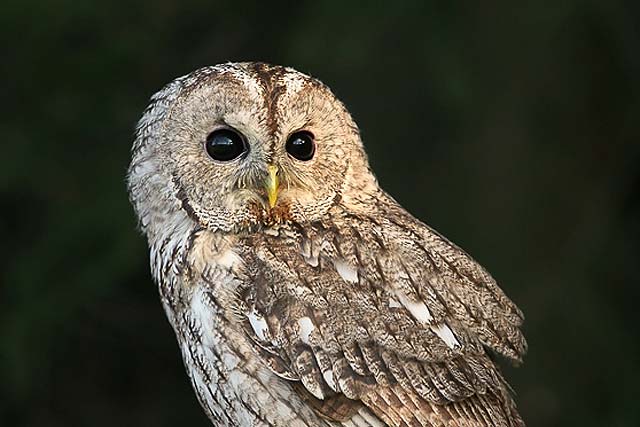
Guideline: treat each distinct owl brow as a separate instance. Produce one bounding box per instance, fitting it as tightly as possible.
[255,67,287,135]
[164,117,203,136]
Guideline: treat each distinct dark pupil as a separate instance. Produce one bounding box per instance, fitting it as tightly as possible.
[205,129,246,161]
[286,132,315,161]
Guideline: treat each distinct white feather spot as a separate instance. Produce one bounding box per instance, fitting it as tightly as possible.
[334,259,358,283]
[263,227,279,236]
[247,309,269,341]
[388,298,402,308]
[216,249,241,269]
[300,239,312,257]
[349,414,372,427]
[396,291,433,323]
[304,254,319,267]
[297,316,315,345]
[301,239,320,267]
[430,323,460,349]
[393,291,460,348]
[358,408,387,427]
[322,369,338,391]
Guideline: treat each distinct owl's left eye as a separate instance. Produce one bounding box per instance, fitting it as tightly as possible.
[286,131,315,161]
[205,129,247,162]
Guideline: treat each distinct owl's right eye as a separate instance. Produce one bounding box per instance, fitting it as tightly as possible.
[205,129,247,162]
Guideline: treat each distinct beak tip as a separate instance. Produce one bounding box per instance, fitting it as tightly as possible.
[268,194,277,208]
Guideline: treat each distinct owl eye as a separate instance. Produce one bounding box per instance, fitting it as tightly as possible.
[205,129,247,162]
[285,131,315,161]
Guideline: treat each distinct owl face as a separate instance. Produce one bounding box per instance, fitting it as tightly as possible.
[133,63,369,232]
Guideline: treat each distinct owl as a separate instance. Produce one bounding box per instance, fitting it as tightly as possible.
[127,62,526,427]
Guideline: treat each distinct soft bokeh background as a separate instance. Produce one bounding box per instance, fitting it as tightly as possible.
[2,1,639,426]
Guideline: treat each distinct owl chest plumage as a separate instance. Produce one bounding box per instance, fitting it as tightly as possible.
[153,223,336,427]
[151,208,525,427]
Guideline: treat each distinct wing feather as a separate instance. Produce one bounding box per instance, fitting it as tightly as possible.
[237,207,525,427]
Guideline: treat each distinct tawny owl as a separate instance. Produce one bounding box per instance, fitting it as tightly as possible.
[127,62,526,427]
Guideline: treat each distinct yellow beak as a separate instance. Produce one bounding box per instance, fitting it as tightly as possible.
[265,165,279,208]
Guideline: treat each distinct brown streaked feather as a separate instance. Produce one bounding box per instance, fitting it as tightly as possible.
[235,197,526,427]
[291,382,363,423]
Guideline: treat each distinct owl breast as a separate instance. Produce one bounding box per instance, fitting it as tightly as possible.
[159,227,334,427]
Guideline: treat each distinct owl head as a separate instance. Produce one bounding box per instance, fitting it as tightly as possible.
[128,62,379,237]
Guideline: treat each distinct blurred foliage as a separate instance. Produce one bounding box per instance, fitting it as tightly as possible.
[1,1,639,426]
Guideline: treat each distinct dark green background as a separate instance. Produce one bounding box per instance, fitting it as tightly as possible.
[2,1,639,426]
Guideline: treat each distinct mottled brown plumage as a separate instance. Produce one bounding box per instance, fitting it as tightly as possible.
[127,62,526,427]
